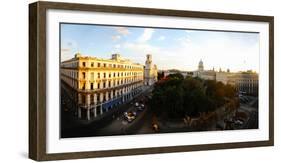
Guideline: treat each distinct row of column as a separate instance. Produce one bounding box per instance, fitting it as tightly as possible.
[78,104,103,120]
[82,77,143,90]
[77,88,141,120]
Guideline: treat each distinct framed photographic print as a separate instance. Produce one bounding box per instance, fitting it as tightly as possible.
[29,1,274,161]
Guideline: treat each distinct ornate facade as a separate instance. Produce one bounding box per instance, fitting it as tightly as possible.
[228,72,259,96]
[194,60,259,96]
[144,54,158,85]
[61,53,144,120]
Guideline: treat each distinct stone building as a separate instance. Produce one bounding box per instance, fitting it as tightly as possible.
[193,60,259,96]
[144,54,158,85]
[61,53,144,120]
[228,72,259,96]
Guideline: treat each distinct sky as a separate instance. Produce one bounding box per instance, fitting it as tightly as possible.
[60,23,259,73]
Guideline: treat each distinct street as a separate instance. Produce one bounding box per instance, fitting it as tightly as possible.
[61,85,155,138]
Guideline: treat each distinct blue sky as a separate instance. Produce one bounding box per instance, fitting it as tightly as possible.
[61,23,259,72]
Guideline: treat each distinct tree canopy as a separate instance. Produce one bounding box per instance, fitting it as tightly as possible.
[150,73,237,119]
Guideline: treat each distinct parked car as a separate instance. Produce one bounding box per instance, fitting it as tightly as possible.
[152,123,159,132]
[234,119,244,125]
[124,111,136,122]
[137,106,143,111]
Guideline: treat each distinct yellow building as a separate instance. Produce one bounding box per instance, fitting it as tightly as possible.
[61,53,144,120]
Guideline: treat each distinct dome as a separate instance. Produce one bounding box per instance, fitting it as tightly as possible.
[198,59,204,71]
[75,52,82,58]
[199,59,203,65]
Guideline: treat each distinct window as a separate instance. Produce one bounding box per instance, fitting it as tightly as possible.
[103,73,106,78]
[97,94,100,102]
[97,83,100,89]
[91,94,94,103]
[97,63,100,67]
[103,82,106,88]
[104,63,106,67]
[82,62,86,67]
[82,95,86,103]
[82,72,86,79]
[109,73,111,78]
[91,83,94,90]
[98,73,100,78]
[108,81,111,87]
[91,62,94,67]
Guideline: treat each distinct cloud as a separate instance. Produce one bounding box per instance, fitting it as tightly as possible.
[61,39,79,61]
[137,28,154,43]
[120,30,259,72]
[64,39,78,49]
[114,44,121,49]
[123,42,159,54]
[61,48,70,52]
[111,27,130,42]
[178,36,192,47]
[115,27,130,36]
[61,48,73,61]
[158,36,165,41]
[112,35,121,41]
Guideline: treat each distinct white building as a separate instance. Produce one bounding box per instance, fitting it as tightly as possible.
[144,54,158,85]
[193,59,259,96]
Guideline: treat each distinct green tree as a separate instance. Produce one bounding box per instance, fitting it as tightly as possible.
[150,75,237,119]
[167,73,184,80]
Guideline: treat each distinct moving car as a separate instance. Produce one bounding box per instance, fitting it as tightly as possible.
[124,111,136,123]
[135,102,139,107]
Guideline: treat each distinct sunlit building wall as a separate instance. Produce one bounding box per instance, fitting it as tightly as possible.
[61,53,144,120]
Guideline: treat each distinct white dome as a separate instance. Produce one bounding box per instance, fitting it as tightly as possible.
[198,59,204,71]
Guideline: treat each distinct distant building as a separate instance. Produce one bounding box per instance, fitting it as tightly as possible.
[216,71,230,85]
[193,60,216,80]
[61,53,144,120]
[144,54,158,85]
[228,72,259,96]
[193,60,259,96]
[198,59,204,71]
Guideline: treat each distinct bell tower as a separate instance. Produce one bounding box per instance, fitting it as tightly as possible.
[144,54,157,85]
